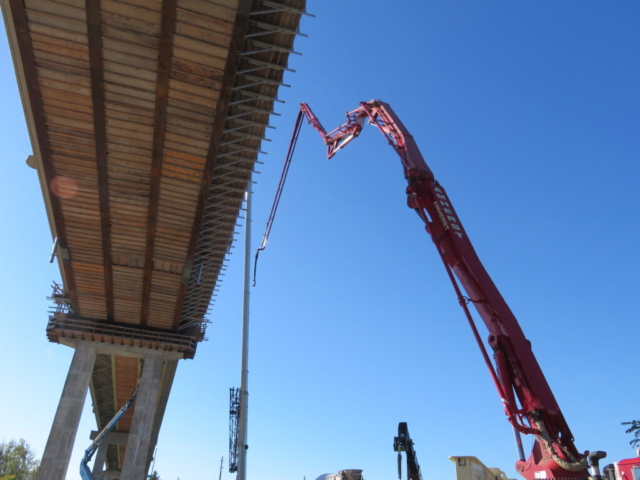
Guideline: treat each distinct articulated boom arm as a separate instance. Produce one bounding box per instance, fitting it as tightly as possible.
[394,422,423,480]
[299,101,588,480]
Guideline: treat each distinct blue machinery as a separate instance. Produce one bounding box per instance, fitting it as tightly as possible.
[80,381,141,480]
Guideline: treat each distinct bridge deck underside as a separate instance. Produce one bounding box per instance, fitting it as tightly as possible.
[2,0,305,473]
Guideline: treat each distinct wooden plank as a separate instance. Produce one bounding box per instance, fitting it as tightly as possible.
[104,141,152,158]
[176,0,236,24]
[164,131,210,150]
[111,229,147,240]
[41,87,92,105]
[37,64,91,83]
[157,201,200,216]
[101,24,159,49]
[45,112,94,131]
[110,195,150,209]
[49,139,95,155]
[103,71,156,95]
[35,58,89,77]
[157,175,201,193]
[110,188,150,200]
[168,77,220,103]
[105,117,154,136]
[49,134,95,149]
[175,8,233,36]
[111,239,146,249]
[66,234,104,244]
[102,48,158,71]
[105,110,154,129]
[112,255,145,268]
[173,35,228,62]
[111,222,145,237]
[174,20,230,48]
[40,78,92,97]
[29,19,88,46]
[166,105,214,124]
[107,162,151,178]
[104,82,156,103]
[101,10,159,36]
[43,104,94,122]
[50,148,98,163]
[67,242,104,252]
[165,115,212,135]
[172,57,224,83]
[101,0,161,25]
[107,167,152,182]
[111,224,147,236]
[105,125,153,143]
[26,10,87,36]
[153,187,201,207]
[170,68,222,90]
[32,43,89,70]
[159,164,204,183]
[61,198,101,210]
[103,60,157,83]
[106,103,155,122]
[167,86,217,111]
[52,0,86,8]
[24,0,86,22]
[104,91,156,113]
[162,152,207,169]
[173,46,226,70]
[154,224,193,237]
[163,138,209,157]
[102,37,157,60]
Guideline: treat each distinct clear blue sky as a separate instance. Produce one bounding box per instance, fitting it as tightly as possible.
[1,2,639,480]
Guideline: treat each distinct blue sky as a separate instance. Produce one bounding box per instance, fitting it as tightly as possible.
[1,2,639,480]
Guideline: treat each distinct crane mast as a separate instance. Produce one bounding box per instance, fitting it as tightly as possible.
[298,100,590,480]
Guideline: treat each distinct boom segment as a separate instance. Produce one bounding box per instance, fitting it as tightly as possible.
[299,100,589,480]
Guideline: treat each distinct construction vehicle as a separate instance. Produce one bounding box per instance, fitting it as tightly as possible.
[261,100,639,480]
[394,422,423,480]
[395,421,514,480]
[316,470,364,480]
[80,381,140,480]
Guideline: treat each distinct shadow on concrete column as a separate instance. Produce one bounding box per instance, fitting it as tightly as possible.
[121,355,165,480]
[37,343,97,480]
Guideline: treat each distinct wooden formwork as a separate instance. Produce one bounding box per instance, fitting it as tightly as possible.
[3,0,307,473]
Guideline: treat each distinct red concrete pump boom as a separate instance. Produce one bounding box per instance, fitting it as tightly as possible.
[298,100,590,480]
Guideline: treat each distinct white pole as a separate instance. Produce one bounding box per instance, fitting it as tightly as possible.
[236,184,252,480]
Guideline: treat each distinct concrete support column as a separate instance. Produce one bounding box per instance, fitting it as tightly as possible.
[120,355,164,480]
[37,342,97,480]
[90,431,129,477]
[145,359,178,470]
[91,441,109,477]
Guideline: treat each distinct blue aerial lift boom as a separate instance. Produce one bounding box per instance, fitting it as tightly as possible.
[80,381,140,480]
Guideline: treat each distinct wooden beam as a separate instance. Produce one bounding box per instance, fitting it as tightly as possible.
[171,0,254,330]
[7,0,81,315]
[86,0,114,321]
[140,0,178,327]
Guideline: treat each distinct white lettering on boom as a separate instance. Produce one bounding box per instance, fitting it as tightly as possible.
[433,186,464,239]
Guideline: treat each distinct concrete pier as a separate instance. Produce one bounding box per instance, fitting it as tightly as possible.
[37,343,97,480]
[36,340,181,480]
[120,355,165,480]
[90,431,129,477]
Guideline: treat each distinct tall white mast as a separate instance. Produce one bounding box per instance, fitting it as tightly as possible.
[236,184,252,480]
